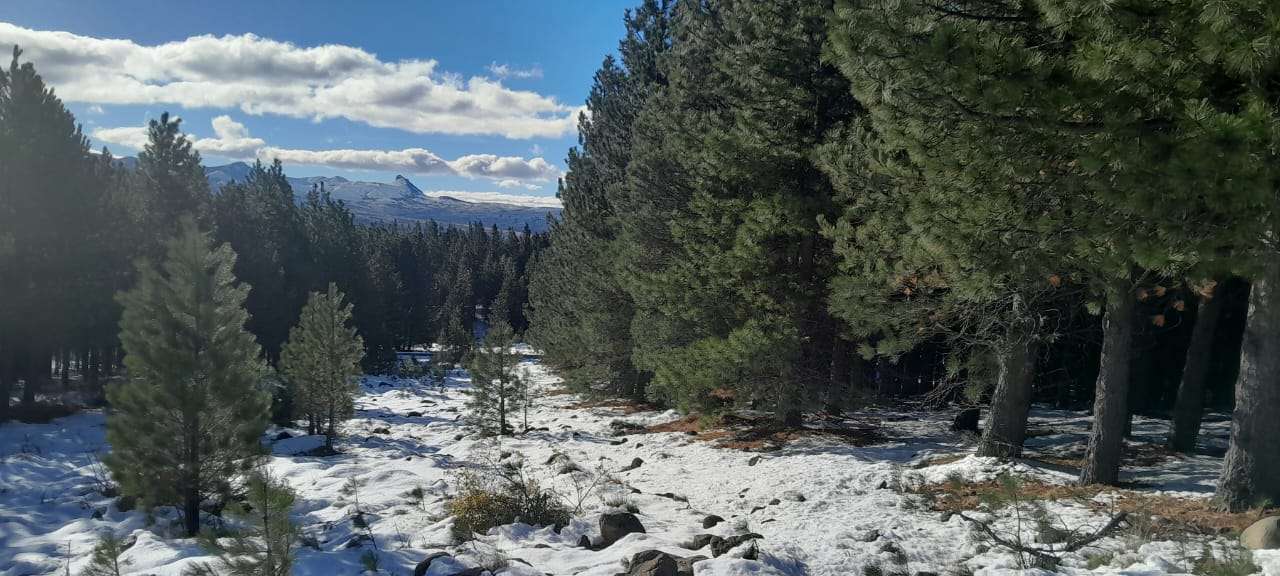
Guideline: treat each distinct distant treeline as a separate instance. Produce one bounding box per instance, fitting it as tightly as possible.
[0,48,547,422]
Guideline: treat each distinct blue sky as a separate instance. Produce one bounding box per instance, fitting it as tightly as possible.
[0,0,635,201]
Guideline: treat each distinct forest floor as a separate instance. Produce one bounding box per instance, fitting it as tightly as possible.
[2,356,1278,576]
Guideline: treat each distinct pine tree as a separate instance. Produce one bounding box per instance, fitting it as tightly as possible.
[184,470,299,576]
[280,283,364,449]
[82,533,128,576]
[436,262,474,365]
[138,113,211,244]
[466,320,525,436]
[106,218,270,537]
[1169,280,1228,453]
[0,46,107,416]
[1040,0,1277,488]
[623,0,859,423]
[212,160,311,366]
[525,0,672,400]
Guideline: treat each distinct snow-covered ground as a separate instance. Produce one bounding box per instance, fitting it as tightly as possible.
[2,358,1277,575]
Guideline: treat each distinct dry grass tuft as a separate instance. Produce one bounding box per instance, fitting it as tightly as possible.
[643,412,885,451]
[647,414,703,434]
[566,396,659,414]
[915,477,1273,537]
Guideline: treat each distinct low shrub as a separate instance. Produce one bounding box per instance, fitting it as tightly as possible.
[446,461,570,542]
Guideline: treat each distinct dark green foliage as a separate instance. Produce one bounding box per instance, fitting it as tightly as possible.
[82,533,129,576]
[0,46,128,417]
[106,218,270,537]
[466,321,525,436]
[525,0,673,400]
[280,284,364,447]
[185,470,300,576]
[624,0,860,423]
[212,160,311,365]
[137,113,213,245]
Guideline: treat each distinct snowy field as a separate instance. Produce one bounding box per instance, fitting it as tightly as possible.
[2,357,1278,575]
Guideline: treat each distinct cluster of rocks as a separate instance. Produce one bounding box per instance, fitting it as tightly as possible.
[586,511,765,576]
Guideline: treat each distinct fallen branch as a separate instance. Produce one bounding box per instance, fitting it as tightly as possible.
[956,510,1129,563]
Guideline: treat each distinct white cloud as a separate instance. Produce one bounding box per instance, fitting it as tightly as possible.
[261,147,560,181]
[487,62,543,80]
[426,190,561,208]
[448,154,559,181]
[91,124,150,151]
[1,23,576,139]
[192,116,266,158]
[92,116,561,183]
[497,178,542,191]
[86,104,104,114]
[260,146,454,174]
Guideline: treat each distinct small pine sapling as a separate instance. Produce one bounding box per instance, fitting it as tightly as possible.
[465,321,525,436]
[183,470,300,576]
[280,284,364,450]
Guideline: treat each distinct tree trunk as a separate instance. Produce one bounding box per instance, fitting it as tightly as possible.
[1169,283,1226,453]
[1214,264,1280,511]
[326,405,336,448]
[102,347,115,379]
[184,483,201,537]
[21,348,41,406]
[1080,282,1137,485]
[59,349,70,388]
[499,389,508,435]
[86,347,101,402]
[826,336,853,415]
[977,334,1039,458]
[185,411,201,537]
[0,348,11,423]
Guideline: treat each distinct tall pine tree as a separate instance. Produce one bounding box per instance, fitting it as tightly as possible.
[280,283,364,449]
[0,46,106,415]
[526,0,672,400]
[106,218,269,536]
[627,0,858,423]
[138,113,212,244]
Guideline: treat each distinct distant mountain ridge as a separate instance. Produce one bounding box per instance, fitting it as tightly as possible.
[203,162,558,232]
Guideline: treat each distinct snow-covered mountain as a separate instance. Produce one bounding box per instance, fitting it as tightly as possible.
[204,162,559,232]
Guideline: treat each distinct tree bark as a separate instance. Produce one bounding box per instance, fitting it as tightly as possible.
[826,336,853,415]
[1169,283,1226,453]
[102,347,116,379]
[59,349,70,388]
[326,404,336,448]
[86,347,101,402]
[1214,264,1280,511]
[977,334,1039,458]
[21,348,41,406]
[185,410,202,537]
[0,347,11,423]
[1080,281,1137,485]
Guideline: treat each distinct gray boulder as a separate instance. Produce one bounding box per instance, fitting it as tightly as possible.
[600,511,646,548]
[1242,516,1280,550]
[413,552,452,576]
[625,550,679,576]
[622,550,704,576]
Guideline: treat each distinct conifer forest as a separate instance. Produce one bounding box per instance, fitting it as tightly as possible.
[2,1,1280,575]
